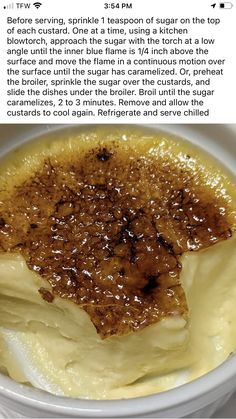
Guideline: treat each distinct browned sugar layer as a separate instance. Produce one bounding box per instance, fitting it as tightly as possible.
[0,142,232,338]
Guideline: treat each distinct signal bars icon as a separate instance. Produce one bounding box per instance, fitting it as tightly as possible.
[33,2,42,8]
[3,2,42,9]
[3,3,14,8]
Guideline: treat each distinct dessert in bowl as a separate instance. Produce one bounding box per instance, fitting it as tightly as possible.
[0,124,235,417]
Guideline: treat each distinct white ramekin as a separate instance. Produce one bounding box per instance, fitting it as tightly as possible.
[0,124,235,418]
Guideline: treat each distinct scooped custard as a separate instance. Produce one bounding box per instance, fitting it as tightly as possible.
[0,126,235,399]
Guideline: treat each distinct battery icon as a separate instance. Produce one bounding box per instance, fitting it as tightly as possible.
[219,2,233,8]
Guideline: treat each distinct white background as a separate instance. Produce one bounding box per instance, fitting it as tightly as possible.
[0,1,235,125]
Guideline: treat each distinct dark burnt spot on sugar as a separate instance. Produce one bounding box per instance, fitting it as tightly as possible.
[38,287,54,303]
[0,218,6,228]
[96,147,112,162]
[142,275,160,294]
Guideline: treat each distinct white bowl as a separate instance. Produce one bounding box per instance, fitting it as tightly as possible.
[0,124,236,418]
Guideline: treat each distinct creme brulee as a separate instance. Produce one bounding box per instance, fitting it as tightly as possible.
[0,125,235,399]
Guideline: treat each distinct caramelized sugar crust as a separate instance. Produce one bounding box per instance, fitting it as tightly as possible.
[0,142,232,338]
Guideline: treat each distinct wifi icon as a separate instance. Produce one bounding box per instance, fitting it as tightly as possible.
[33,2,42,8]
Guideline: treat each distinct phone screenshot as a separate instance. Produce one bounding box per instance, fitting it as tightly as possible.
[0,0,235,418]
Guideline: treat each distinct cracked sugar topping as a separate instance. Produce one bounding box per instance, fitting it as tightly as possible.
[0,135,234,338]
